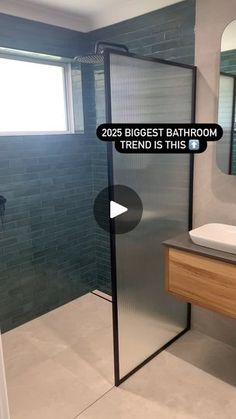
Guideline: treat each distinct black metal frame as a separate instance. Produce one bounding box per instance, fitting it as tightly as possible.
[95,40,129,54]
[104,49,196,387]
[104,52,121,384]
[220,72,236,175]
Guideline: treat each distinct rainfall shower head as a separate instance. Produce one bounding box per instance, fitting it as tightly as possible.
[74,41,129,65]
[74,54,104,65]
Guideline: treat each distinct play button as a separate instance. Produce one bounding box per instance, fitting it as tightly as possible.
[94,185,143,234]
[110,201,128,219]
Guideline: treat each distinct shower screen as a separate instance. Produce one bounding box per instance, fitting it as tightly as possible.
[104,51,196,384]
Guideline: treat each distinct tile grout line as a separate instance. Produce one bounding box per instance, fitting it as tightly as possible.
[73,386,115,419]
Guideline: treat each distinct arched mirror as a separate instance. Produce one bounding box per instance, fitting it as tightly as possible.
[217,20,236,174]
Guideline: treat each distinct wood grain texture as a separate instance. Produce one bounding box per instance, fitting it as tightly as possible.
[166,248,236,319]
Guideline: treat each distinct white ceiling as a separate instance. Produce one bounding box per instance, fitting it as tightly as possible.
[0,0,183,32]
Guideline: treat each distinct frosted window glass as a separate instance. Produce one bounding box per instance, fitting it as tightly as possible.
[0,58,68,133]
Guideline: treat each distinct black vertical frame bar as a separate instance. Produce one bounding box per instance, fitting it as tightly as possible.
[103,49,196,386]
[187,65,197,329]
[104,50,120,386]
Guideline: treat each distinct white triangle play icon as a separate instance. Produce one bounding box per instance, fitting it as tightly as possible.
[110,201,128,219]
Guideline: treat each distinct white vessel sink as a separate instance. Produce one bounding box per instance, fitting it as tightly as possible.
[189,223,236,254]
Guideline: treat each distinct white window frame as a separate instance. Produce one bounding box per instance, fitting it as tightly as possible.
[0,52,75,136]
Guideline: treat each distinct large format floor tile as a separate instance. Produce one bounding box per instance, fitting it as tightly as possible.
[3,301,236,419]
[79,331,236,419]
[7,359,110,419]
[167,330,236,387]
[2,293,114,419]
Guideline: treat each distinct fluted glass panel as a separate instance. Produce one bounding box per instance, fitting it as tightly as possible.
[109,54,194,378]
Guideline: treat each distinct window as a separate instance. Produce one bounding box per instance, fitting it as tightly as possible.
[0,54,76,135]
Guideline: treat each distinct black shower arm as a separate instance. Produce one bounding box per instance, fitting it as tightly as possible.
[95,41,129,54]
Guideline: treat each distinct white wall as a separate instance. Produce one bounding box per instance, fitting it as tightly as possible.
[193,0,236,345]
[221,20,236,51]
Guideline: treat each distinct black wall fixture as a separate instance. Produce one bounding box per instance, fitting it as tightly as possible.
[0,195,7,228]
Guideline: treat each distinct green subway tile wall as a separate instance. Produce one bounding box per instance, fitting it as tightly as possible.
[0,13,88,57]
[0,136,95,331]
[221,50,236,76]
